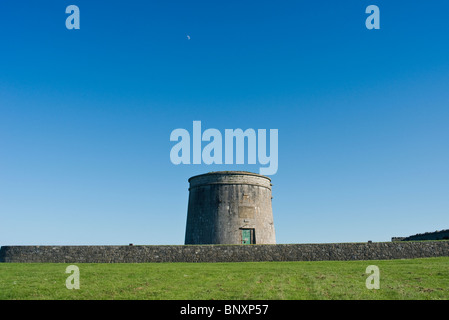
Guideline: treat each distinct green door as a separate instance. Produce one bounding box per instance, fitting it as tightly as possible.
[242,229,252,244]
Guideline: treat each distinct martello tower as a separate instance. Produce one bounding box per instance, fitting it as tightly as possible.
[184,171,276,245]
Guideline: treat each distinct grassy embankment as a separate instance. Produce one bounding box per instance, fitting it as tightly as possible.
[1,257,448,300]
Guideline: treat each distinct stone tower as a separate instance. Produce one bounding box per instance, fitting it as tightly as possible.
[184,171,276,245]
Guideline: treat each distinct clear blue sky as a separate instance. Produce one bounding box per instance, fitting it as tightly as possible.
[1,1,448,245]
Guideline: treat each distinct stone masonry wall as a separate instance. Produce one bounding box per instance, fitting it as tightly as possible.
[1,241,449,263]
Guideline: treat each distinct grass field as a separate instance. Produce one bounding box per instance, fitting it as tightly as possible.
[1,257,448,300]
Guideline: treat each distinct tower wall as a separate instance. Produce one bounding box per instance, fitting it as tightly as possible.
[184,171,276,245]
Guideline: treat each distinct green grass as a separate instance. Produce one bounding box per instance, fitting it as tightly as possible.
[1,257,448,300]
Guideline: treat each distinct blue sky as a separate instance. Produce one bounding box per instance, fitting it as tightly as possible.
[1,1,448,245]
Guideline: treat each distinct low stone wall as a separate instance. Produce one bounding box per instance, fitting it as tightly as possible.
[1,241,449,263]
